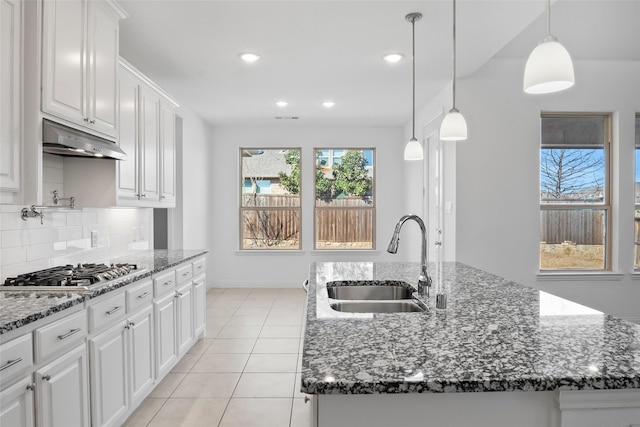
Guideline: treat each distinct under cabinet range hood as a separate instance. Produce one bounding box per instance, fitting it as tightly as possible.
[42,119,127,160]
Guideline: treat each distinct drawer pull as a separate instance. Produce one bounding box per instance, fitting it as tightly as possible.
[0,357,23,372]
[137,292,151,299]
[163,280,174,286]
[106,306,123,315]
[182,272,190,277]
[42,374,51,381]
[57,328,81,340]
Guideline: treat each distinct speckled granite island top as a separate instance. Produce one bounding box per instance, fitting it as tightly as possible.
[0,249,207,335]
[301,262,640,395]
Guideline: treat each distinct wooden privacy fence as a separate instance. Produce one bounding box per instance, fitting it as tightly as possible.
[540,209,604,245]
[241,194,373,244]
[636,217,640,267]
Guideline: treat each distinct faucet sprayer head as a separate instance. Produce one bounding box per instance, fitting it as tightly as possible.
[387,234,400,254]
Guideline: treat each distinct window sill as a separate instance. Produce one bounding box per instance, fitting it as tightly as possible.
[235,250,306,256]
[537,272,625,282]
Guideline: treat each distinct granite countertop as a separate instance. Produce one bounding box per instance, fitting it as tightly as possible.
[301,261,640,395]
[0,249,208,335]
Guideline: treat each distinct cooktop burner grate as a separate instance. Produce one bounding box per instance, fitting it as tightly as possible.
[3,263,139,289]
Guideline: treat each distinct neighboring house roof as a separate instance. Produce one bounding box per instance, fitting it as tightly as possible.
[242,150,292,179]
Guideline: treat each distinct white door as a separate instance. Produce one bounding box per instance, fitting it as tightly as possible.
[0,376,34,427]
[176,283,194,355]
[89,321,128,427]
[159,101,176,205]
[154,292,177,378]
[128,306,154,406]
[116,65,140,202]
[86,0,119,136]
[41,0,86,124]
[139,85,160,202]
[35,344,89,427]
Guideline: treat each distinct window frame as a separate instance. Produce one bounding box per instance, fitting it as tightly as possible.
[313,147,376,251]
[238,147,302,251]
[635,114,640,270]
[539,112,612,271]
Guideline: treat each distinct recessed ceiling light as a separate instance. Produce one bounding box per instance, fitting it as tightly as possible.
[382,53,404,63]
[240,52,261,62]
[322,101,336,108]
[275,101,288,107]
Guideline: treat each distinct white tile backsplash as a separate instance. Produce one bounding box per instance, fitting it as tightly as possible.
[0,204,153,282]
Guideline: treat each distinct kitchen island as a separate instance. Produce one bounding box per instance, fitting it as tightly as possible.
[301,262,640,427]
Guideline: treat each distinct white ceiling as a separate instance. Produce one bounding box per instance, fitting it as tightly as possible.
[117,1,640,127]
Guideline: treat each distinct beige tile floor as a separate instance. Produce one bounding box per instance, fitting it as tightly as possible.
[123,288,313,427]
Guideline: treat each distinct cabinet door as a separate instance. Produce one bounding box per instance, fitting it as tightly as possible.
[154,292,177,378]
[116,65,140,202]
[159,101,176,205]
[139,85,160,202]
[128,306,154,407]
[193,276,206,338]
[86,0,119,136]
[177,283,194,356]
[41,0,86,124]
[0,376,35,427]
[0,0,21,199]
[89,321,128,427]
[35,344,89,427]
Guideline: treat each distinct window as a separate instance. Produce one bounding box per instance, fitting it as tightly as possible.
[314,148,375,250]
[635,115,640,269]
[240,148,301,249]
[539,114,611,270]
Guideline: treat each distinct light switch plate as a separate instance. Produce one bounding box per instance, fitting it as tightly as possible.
[91,230,98,248]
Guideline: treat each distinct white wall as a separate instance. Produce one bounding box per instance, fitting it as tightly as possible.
[412,58,640,320]
[208,126,406,288]
[171,105,213,258]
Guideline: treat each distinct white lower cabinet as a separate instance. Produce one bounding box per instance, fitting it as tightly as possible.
[193,275,206,338]
[0,375,35,427]
[176,282,194,356]
[89,320,128,427]
[127,306,154,407]
[154,291,177,379]
[35,344,89,427]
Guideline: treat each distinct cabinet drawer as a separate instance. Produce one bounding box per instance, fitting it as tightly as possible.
[127,279,153,313]
[35,310,87,362]
[89,292,127,332]
[154,270,176,298]
[192,258,206,277]
[176,264,193,285]
[0,334,33,383]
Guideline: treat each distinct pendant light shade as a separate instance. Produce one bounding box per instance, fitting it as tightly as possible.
[404,138,423,160]
[439,0,467,141]
[439,109,467,141]
[523,0,574,94]
[404,12,423,161]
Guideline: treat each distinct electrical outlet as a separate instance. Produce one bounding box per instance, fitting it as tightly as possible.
[91,230,98,248]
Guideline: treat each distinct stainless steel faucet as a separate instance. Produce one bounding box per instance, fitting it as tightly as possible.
[387,214,432,297]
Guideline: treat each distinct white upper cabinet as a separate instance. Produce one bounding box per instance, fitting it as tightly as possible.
[159,100,176,205]
[41,0,126,137]
[0,0,21,204]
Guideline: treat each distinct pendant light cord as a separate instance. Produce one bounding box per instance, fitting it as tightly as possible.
[411,16,416,140]
[546,0,551,36]
[452,0,457,110]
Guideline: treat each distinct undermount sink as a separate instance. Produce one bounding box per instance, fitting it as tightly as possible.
[326,281,415,300]
[325,280,425,313]
[329,300,426,313]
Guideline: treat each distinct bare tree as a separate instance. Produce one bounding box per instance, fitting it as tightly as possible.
[540,148,604,201]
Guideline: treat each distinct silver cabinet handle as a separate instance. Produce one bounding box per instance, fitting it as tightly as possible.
[163,280,174,286]
[42,374,51,381]
[125,321,135,330]
[159,195,165,200]
[0,357,23,372]
[106,306,123,315]
[137,292,151,299]
[89,119,96,124]
[26,383,35,391]
[182,272,190,277]
[58,328,81,340]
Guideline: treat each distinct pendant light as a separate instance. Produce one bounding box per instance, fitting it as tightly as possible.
[523,0,574,94]
[439,0,467,141]
[404,12,423,161]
